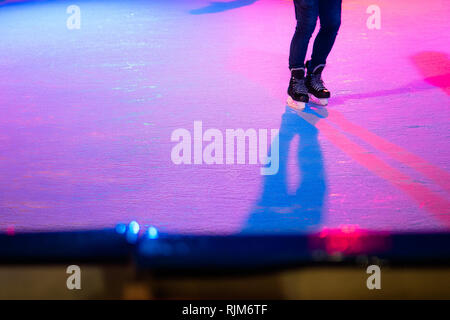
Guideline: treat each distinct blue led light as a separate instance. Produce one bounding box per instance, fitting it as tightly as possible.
[147,226,159,239]
[125,221,140,243]
[115,223,127,234]
[129,221,140,234]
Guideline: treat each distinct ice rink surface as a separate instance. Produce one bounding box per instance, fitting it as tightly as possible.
[0,0,449,234]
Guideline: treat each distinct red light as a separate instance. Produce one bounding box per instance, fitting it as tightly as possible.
[6,226,15,236]
[311,225,389,255]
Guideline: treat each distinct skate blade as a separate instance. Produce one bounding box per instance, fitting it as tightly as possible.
[308,94,328,107]
[287,96,306,111]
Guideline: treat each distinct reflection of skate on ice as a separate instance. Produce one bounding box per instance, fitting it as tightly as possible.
[285,105,329,127]
[308,94,328,106]
[306,61,331,107]
[287,68,308,111]
[287,95,306,110]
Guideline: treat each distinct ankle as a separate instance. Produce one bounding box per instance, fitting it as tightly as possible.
[290,67,305,79]
[306,61,326,75]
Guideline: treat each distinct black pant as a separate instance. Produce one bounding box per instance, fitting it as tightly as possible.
[289,0,342,70]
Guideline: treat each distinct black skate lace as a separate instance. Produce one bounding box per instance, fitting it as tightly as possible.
[292,77,308,95]
[310,74,326,91]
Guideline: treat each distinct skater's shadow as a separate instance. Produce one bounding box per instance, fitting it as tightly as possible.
[241,105,328,234]
[190,0,258,15]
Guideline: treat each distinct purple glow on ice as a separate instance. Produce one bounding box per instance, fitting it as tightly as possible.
[0,0,449,235]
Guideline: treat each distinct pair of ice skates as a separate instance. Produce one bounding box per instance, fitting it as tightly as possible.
[287,60,330,110]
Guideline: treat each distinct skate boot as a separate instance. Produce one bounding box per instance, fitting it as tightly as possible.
[287,68,309,110]
[305,61,330,106]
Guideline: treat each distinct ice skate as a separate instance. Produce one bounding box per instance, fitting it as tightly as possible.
[287,68,309,110]
[306,61,330,106]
